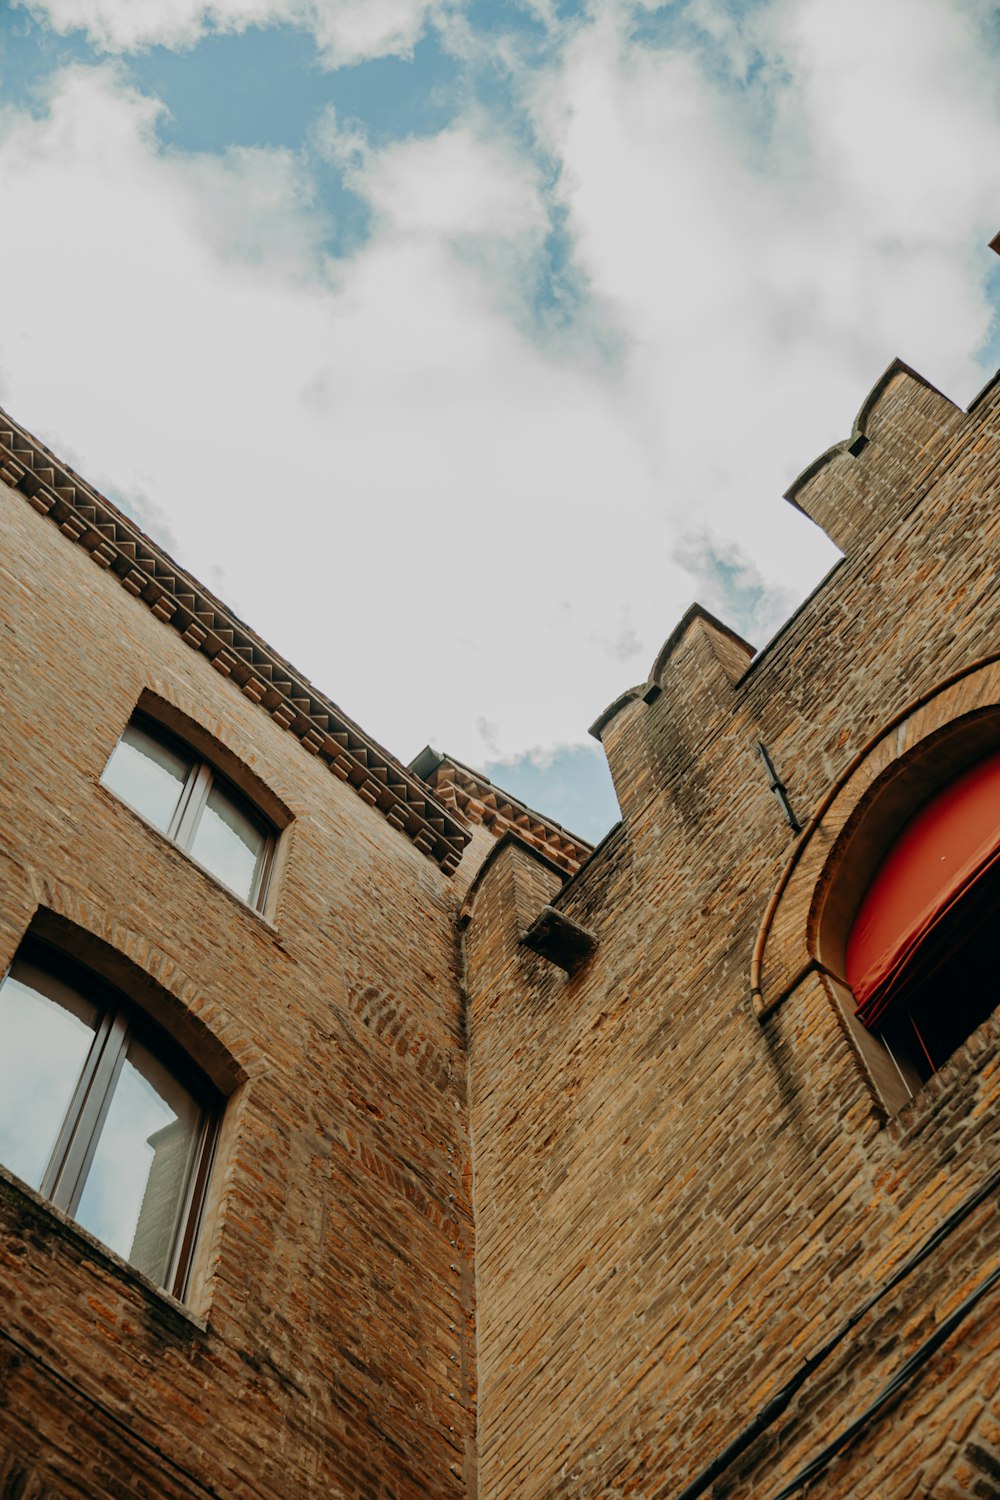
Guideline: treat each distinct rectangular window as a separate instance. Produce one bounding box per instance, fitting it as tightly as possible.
[0,945,218,1298]
[102,716,275,910]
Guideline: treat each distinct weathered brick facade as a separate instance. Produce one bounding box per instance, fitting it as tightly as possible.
[465,361,1000,1499]
[0,419,477,1497]
[2,351,1000,1498]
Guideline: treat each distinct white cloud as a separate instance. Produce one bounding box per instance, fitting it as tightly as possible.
[3,0,1000,769]
[360,127,547,242]
[14,0,459,66]
[522,0,1000,578]
[0,63,693,762]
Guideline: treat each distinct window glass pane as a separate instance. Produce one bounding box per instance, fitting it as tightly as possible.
[188,782,267,903]
[74,1035,203,1287]
[102,722,192,833]
[0,960,98,1191]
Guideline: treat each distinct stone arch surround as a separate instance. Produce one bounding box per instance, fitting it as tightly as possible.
[22,873,265,1088]
[753,653,1000,1022]
[139,675,302,826]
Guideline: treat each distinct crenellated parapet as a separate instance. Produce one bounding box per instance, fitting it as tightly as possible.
[784,359,968,554]
[589,604,755,824]
[587,357,997,838]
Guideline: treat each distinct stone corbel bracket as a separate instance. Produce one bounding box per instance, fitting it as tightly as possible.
[521,905,597,977]
[0,408,469,873]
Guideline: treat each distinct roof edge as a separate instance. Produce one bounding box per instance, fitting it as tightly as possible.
[967,365,1000,414]
[0,408,469,872]
[408,745,445,782]
[417,749,593,874]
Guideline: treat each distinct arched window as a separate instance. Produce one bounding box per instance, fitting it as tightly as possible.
[846,749,1000,1082]
[0,941,219,1298]
[102,713,277,911]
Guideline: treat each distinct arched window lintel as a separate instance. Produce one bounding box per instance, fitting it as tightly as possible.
[754,657,1000,1021]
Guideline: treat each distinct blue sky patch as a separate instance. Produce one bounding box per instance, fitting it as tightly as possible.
[463,0,549,42]
[978,255,1000,374]
[131,25,461,156]
[484,743,620,844]
[0,6,92,112]
[3,0,1000,802]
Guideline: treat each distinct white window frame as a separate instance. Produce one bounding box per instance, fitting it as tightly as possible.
[0,943,219,1300]
[104,715,277,912]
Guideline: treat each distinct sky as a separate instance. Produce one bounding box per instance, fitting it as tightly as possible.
[2,0,1000,842]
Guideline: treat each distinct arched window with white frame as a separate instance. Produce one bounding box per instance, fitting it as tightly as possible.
[0,940,219,1298]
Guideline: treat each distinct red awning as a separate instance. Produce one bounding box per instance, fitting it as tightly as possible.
[846,750,1000,1029]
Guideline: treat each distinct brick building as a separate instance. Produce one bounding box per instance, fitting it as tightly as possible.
[1,346,1000,1498]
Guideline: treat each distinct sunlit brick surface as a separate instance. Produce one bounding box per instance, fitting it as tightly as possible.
[0,478,476,1498]
[4,360,1000,1499]
[465,366,1000,1499]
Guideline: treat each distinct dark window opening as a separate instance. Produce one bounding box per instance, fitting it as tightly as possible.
[879,862,1000,1082]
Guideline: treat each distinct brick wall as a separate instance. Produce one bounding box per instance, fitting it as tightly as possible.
[0,480,476,1498]
[4,357,1000,1499]
[464,364,1000,1498]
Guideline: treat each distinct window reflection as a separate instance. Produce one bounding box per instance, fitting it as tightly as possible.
[75,1035,203,1287]
[0,961,97,1190]
[102,722,192,834]
[101,715,276,911]
[189,783,267,903]
[0,947,217,1298]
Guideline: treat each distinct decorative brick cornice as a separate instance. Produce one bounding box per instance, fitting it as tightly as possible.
[0,409,469,874]
[409,748,592,876]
